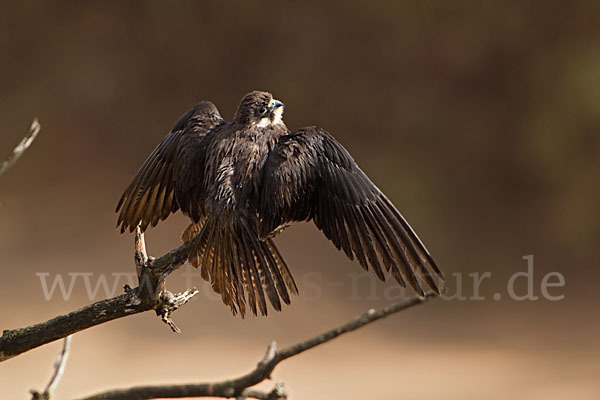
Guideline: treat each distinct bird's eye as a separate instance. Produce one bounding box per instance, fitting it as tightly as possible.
[259,107,268,115]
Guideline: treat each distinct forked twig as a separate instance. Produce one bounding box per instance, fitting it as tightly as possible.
[0,228,199,361]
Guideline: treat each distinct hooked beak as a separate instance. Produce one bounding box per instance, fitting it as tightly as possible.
[269,99,284,112]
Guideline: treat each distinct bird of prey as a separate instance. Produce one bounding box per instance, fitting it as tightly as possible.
[116,91,443,317]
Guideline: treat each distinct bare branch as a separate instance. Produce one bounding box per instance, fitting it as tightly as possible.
[30,335,72,400]
[0,119,41,177]
[259,341,277,366]
[43,335,72,396]
[0,291,150,362]
[78,383,287,400]
[76,293,436,400]
[239,383,287,400]
[0,232,198,362]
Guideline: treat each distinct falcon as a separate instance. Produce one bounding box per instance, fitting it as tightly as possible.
[116,91,443,317]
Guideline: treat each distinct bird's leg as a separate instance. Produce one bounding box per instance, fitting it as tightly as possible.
[131,225,162,301]
[155,288,200,333]
[134,225,149,278]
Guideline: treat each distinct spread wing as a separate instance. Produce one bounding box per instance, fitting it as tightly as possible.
[116,102,223,233]
[259,126,443,295]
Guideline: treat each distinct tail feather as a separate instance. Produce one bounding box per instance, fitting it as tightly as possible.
[240,219,281,312]
[261,243,290,304]
[183,218,297,317]
[227,233,247,316]
[265,240,299,297]
[238,230,268,316]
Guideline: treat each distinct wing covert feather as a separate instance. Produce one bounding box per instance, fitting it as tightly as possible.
[260,126,443,295]
[116,102,222,232]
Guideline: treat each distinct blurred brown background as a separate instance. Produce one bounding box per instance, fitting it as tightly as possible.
[1,1,598,399]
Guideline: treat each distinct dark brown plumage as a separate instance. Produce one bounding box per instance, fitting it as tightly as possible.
[116,91,443,317]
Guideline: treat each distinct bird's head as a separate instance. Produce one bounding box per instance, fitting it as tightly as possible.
[234,91,285,128]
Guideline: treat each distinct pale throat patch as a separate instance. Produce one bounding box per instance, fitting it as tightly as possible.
[256,101,284,128]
